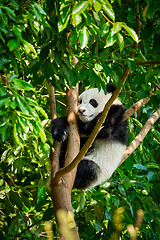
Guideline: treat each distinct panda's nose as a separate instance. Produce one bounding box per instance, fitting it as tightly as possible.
[79,108,86,114]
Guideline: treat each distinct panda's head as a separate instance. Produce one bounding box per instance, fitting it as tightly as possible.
[77,85,121,123]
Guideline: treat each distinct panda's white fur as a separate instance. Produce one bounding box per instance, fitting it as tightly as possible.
[83,139,126,188]
[51,85,128,189]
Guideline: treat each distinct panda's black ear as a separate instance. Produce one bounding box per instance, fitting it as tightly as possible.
[106,84,116,93]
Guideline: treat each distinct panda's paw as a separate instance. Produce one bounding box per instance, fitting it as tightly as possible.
[51,117,70,142]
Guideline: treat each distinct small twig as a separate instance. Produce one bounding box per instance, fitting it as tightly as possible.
[136,60,160,66]
[102,13,115,25]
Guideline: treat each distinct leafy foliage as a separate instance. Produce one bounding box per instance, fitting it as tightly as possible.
[0,0,160,239]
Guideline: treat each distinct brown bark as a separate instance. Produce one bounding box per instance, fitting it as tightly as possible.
[122,96,151,122]
[50,85,80,240]
[136,60,160,66]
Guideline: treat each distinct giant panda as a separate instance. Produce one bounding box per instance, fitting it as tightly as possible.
[51,84,128,189]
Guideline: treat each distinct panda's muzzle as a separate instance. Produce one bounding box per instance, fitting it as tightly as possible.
[78,108,86,114]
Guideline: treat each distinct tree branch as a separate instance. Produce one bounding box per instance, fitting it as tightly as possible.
[136,60,160,66]
[49,84,61,181]
[120,107,160,165]
[122,83,160,122]
[122,96,151,122]
[52,85,80,240]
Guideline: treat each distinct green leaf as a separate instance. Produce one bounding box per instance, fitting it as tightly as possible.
[1,148,11,162]
[77,192,86,212]
[132,118,143,128]
[146,163,160,169]
[111,195,120,207]
[9,191,23,210]
[61,62,76,85]
[101,62,112,77]
[133,164,147,170]
[43,208,54,221]
[102,3,115,22]
[118,184,126,196]
[79,26,89,49]
[127,58,136,71]
[35,106,48,118]
[13,79,34,91]
[21,194,31,209]
[13,121,24,146]
[8,39,18,51]
[4,6,16,20]
[16,95,29,114]
[17,117,28,134]
[72,1,89,16]
[33,2,46,15]
[58,5,70,32]
[122,24,139,43]
[13,158,24,172]
[111,23,122,35]
[13,26,22,39]
[94,1,101,13]
[117,32,124,51]
[136,90,149,99]
[33,121,46,143]
[72,14,82,25]
[100,22,109,38]
[147,171,156,181]
[23,40,36,54]
[19,80,34,91]
[0,96,10,108]
[37,186,46,203]
[106,32,117,47]
[70,30,77,45]
[10,98,18,109]
[89,69,95,88]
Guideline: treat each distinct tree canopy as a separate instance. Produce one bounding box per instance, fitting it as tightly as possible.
[0,0,160,239]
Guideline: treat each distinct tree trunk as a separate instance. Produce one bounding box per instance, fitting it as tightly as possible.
[50,85,80,240]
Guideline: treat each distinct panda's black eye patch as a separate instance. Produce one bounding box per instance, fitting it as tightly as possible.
[89,99,98,108]
[79,99,82,104]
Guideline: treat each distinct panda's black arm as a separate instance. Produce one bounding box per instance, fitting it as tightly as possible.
[51,117,70,142]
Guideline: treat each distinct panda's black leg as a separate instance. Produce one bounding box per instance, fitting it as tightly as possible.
[73,160,100,189]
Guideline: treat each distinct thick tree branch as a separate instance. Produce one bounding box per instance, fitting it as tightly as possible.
[49,84,61,179]
[120,107,160,165]
[123,83,160,122]
[63,85,80,189]
[50,84,57,121]
[52,85,80,240]
[122,96,151,122]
